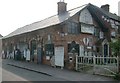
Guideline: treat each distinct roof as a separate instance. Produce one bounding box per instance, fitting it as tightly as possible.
[3,4,87,39]
[0,34,2,38]
[3,3,120,39]
[88,4,120,21]
[87,3,120,33]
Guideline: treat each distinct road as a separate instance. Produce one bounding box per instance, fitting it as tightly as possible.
[0,58,2,82]
[2,59,66,81]
[2,58,118,82]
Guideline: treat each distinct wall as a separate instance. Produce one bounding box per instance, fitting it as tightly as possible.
[2,8,98,69]
[3,7,119,69]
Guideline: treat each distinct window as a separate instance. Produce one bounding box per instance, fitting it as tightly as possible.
[85,51,88,56]
[48,34,51,41]
[68,41,79,53]
[99,31,104,39]
[83,38,88,45]
[81,23,94,34]
[111,31,116,37]
[88,37,93,46]
[79,45,84,56]
[88,51,92,56]
[83,37,92,46]
[94,28,99,37]
[110,20,118,29]
[45,44,54,56]
[96,47,99,52]
[67,22,79,34]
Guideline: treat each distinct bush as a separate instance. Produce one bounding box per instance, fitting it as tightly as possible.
[114,72,120,80]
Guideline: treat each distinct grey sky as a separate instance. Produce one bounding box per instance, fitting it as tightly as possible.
[0,0,119,36]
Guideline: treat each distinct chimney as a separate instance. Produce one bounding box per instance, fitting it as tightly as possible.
[57,0,67,15]
[101,4,110,12]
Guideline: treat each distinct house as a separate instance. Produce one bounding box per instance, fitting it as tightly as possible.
[2,1,120,69]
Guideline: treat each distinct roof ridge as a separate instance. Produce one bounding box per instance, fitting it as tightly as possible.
[88,3,120,21]
[19,14,57,29]
[19,4,88,29]
[3,3,88,38]
[68,4,88,12]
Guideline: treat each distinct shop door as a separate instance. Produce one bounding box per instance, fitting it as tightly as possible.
[104,44,108,57]
[104,44,108,63]
[37,47,42,64]
[55,47,64,67]
[30,40,37,61]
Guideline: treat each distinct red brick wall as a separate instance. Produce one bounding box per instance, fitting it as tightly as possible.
[2,12,99,68]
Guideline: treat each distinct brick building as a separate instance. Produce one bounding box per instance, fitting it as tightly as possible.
[2,1,120,69]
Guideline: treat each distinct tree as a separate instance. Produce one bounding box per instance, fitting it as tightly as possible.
[110,39,120,73]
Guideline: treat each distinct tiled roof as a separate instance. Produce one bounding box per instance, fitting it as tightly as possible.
[88,3,120,21]
[87,3,120,33]
[3,4,87,39]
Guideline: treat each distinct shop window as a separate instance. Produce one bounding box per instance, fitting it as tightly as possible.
[45,44,54,56]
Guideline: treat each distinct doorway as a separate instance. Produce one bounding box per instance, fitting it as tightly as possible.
[55,46,64,68]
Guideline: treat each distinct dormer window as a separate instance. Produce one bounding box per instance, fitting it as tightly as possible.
[111,31,116,37]
[79,8,93,24]
[110,20,118,29]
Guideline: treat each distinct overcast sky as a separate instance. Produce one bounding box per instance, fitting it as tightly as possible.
[0,0,119,36]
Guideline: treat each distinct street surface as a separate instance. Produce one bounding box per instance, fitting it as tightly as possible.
[0,58,2,82]
[1,58,118,82]
[2,59,66,81]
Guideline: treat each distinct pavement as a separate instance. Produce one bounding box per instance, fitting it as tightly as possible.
[2,59,118,81]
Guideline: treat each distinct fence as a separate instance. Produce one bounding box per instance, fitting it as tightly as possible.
[76,55,119,76]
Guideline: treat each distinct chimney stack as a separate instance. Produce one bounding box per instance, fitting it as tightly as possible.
[101,4,110,12]
[57,0,67,15]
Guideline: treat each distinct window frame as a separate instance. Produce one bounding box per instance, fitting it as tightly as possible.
[45,44,54,56]
[67,21,79,34]
[81,23,94,34]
